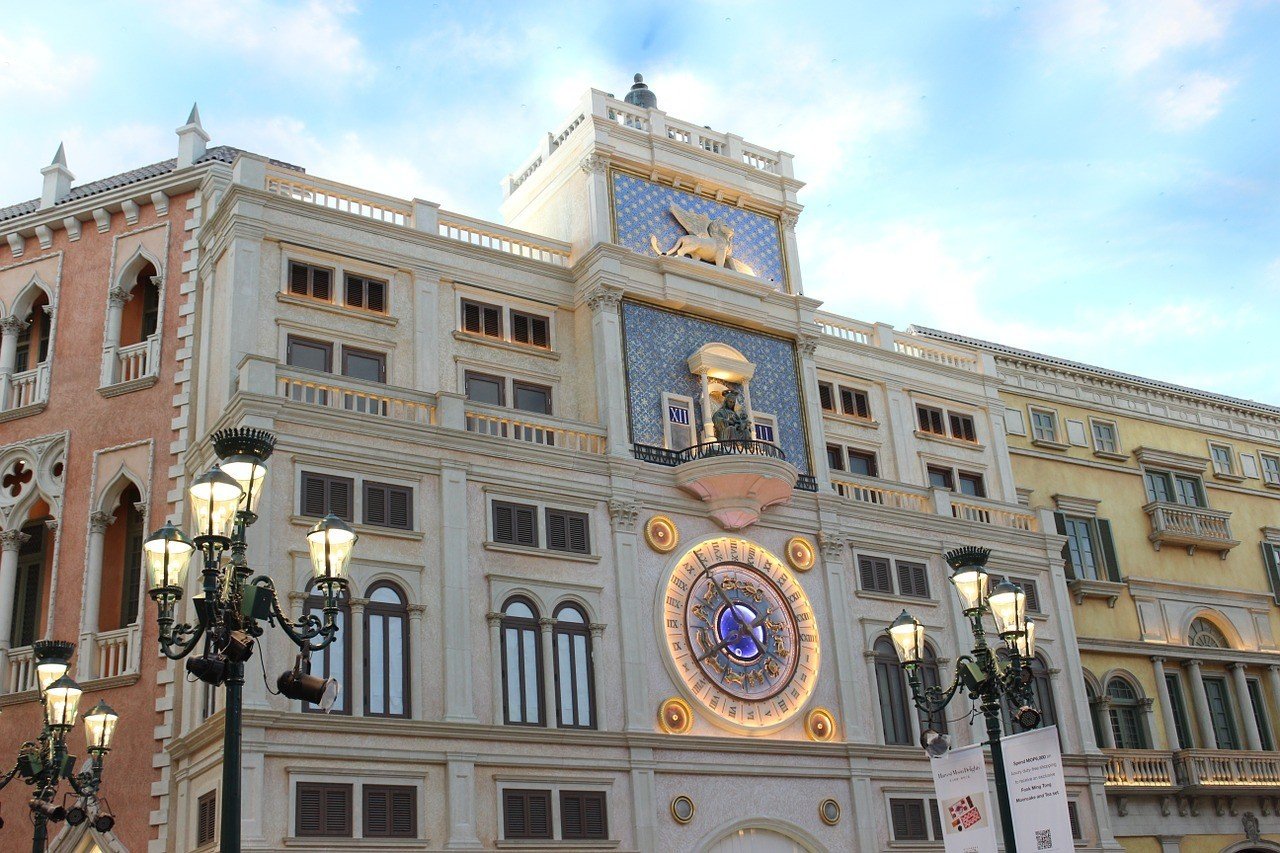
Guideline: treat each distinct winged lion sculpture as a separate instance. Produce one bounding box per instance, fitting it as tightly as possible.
[650,204,756,276]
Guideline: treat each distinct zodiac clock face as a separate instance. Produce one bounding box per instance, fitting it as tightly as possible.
[661,537,820,732]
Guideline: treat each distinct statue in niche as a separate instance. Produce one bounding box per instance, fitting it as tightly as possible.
[712,389,753,442]
[650,205,757,276]
[1243,812,1260,843]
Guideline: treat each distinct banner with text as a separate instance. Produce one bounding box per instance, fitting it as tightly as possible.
[1003,725,1074,852]
[930,742,999,853]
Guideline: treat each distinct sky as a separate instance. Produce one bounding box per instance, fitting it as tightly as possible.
[2,1,1278,404]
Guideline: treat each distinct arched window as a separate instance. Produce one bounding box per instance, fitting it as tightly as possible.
[365,582,409,718]
[13,293,49,374]
[1106,678,1148,749]
[918,644,947,735]
[553,603,595,729]
[119,263,160,348]
[10,522,47,647]
[1188,617,1229,648]
[501,597,544,726]
[874,637,912,745]
[1000,653,1058,736]
[304,582,350,715]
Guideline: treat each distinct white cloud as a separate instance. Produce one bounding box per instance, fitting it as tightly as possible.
[1036,0,1230,76]
[0,33,97,100]
[1153,72,1233,130]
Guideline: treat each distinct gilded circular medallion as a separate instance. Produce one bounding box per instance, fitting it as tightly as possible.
[645,515,679,553]
[785,536,816,572]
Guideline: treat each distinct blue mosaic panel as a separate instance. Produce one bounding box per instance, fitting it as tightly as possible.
[621,301,809,473]
[612,172,785,286]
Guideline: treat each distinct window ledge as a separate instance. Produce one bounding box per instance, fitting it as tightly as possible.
[453,330,560,360]
[0,401,47,424]
[1067,578,1126,608]
[0,671,140,706]
[1212,471,1247,484]
[854,589,937,607]
[1265,481,1280,491]
[483,541,601,563]
[289,515,424,541]
[821,411,880,429]
[283,837,426,847]
[497,841,619,849]
[98,374,159,398]
[1031,437,1070,452]
[276,291,398,326]
[913,430,985,451]
[1092,450,1128,462]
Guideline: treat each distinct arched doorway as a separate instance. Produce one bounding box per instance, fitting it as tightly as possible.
[702,823,821,853]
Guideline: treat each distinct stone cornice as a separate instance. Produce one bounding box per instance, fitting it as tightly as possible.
[1132,446,1209,474]
[1124,576,1275,612]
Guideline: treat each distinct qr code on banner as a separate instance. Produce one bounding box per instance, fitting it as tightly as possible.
[1036,828,1053,850]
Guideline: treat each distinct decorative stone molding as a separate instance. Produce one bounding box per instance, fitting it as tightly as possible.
[779,212,799,233]
[796,335,819,358]
[89,511,115,534]
[407,604,427,616]
[589,623,605,639]
[538,617,555,631]
[485,611,503,626]
[1133,446,1209,474]
[607,499,639,533]
[0,315,27,335]
[43,518,58,533]
[0,530,31,551]
[106,285,133,308]
[817,531,844,562]
[586,284,623,314]
[1052,493,1101,517]
[579,153,609,175]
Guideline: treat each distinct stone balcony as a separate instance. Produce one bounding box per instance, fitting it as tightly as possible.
[0,361,49,421]
[1104,748,1280,795]
[669,440,799,530]
[1143,500,1239,558]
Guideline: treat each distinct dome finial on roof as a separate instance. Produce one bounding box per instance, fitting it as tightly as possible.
[624,73,657,110]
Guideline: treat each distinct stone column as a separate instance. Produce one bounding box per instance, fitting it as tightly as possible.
[486,612,504,724]
[1229,662,1263,751]
[817,532,863,740]
[0,531,29,689]
[539,617,557,728]
[408,604,426,720]
[606,499,649,732]
[1151,657,1181,750]
[444,754,482,849]
[100,286,131,386]
[1267,666,1280,748]
[1184,659,1217,749]
[589,623,606,730]
[1093,697,1116,748]
[1139,697,1158,749]
[698,371,713,442]
[585,284,630,457]
[348,598,366,717]
[0,315,24,409]
[77,511,115,679]
[440,462,476,722]
[796,335,831,490]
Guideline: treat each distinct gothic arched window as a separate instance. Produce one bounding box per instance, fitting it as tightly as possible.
[502,597,544,726]
[553,603,595,729]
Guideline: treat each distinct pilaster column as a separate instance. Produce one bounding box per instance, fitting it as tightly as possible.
[539,617,557,728]
[1151,657,1181,750]
[1267,666,1280,749]
[606,498,648,731]
[698,371,713,441]
[1139,697,1158,749]
[348,598,367,717]
[444,754,482,849]
[1093,697,1117,748]
[1229,663,1263,751]
[0,316,25,409]
[408,604,426,719]
[486,612,504,724]
[589,623,606,731]
[1184,659,1217,749]
[0,530,30,689]
[77,511,115,679]
[100,286,131,386]
[585,285,629,457]
[796,335,830,489]
[817,532,861,739]
[440,462,476,722]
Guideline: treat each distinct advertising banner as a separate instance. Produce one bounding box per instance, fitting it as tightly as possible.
[1002,725,1074,852]
[930,742,999,853]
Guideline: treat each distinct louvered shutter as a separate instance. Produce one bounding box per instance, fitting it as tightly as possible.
[367,279,386,313]
[859,556,892,593]
[546,510,567,551]
[840,388,857,416]
[890,798,927,840]
[327,477,353,521]
[897,562,929,598]
[1097,518,1121,581]
[567,513,589,553]
[311,267,331,300]
[561,791,607,840]
[818,382,834,411]
[483,304,501,338]
[561,792,584,839]
[1067,801,1082,839]
[323,785,352,836]
[1018,579,1042,613]
[503,790,552,840]
[514,505,537,546]
[346,275,365,309]
[388,487,411,529]
[364,482,388,527]
[1263,544,1280,606]
[197,791,217,845]
[855,390,870,418]
[462,301,481,333]
[301,474,327,517]
[297,784,322,835]
[289,262,309,295]
[530,316,549,348]
[929,799,943,840]
[1052,511,1074,578]
[582,791,606,838]
[527,791,550,839]
[363,785,415,838]
[364,787,389,836]
[512,312,530,343]
[493,503,515,543]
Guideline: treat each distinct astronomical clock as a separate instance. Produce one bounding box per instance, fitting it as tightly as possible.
[661,537,820,733]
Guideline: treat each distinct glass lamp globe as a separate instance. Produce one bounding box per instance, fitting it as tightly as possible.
[83,700,119,752]
[220,454,268,515]
[989,578,1027,638]
[951,565,989,613]
[189,466,243,540]
[1014,620,1036,658]
[307,515,358,581]
[32,640,74,694]
[44,675,84,730]
[887,610,925,666]
[144,523,195,592]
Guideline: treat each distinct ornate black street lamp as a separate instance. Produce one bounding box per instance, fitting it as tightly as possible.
[0,640,120,852]
[887,546,1040,853]
[144,427,355,852]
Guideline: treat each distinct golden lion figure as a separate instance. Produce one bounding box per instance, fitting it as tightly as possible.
[650,204,757,276]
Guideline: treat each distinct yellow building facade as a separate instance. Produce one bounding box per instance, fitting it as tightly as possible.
[920,329,1280,853]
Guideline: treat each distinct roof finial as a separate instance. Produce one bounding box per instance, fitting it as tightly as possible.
[51,142,67,167]
[624,73,657,110]
[40,142,74,209]
[186,103,202,127]
[176,102,211,168]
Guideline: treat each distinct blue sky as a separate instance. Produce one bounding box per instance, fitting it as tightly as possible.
[3,1,1277,403]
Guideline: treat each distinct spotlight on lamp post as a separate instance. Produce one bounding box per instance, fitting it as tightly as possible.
[145,427,354,853]
[885,546,1041,853]
[0,640,120,853]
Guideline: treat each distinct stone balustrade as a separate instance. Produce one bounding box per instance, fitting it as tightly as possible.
[831,474,930,513]
[4,645,37,694]
[1143,501,1239,557]
[276,367,437,426]
[464,403,607,455]
[829,474,1037,532]
[94,625,138,680]
[1103,749,1178,788]
[814,315,984,374]
[1103,748,1280,792]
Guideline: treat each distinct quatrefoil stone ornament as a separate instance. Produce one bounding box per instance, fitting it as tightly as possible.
[3,460,33,498]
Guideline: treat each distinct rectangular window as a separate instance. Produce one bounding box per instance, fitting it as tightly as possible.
[503,789,552,840]
[464,371,504,406]
[1143,470,1174,503]
[896,561,930,599]
[492,501,538,547]
[753,413,777,444]
[916,405,945,435]
[847,449,878,478]
[1165,673,1194,749]
[957,471,986,498]
[663,394,695,451]
[948,413,977,443]
[1011,578,1041,613]
[513,381,552,415]
[1249,679,1275,751]
[344,273,387,313]
[858,556,893,594]
[545,509,590,554]
[1067,801,1082,841]
[1263,543,1280,606]
[1030,408,1058,442]
[288,261,333,301]
[461,299,503,338]
[510,311,550,348]
[363,785,416,838]
[927,466,954,491]
[340,347,386,384]
[1210,443,1235,477]
[197,791,217,847]
[1203,676,1240,750]
[560,791,608,841]
[1174,474,1205,508]
[296,782,353,838]
[286,335,332,373]
[1262,453,1280,486]
[300,472,354,522]
[363,481,412,530]
[1059,515,1100,581]
[889,798,929,841]
[840,387,871,419]
[1091,420,1119,454]
[817,381,835,412]
[825,444,845,472]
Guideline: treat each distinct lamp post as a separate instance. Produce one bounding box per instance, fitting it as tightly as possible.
[0,639,120,852]
[887,546,1041,853]
[145,427,355,853]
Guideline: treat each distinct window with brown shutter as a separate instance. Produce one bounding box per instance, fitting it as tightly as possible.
[1067,801,1082,840]
[288,262,333,301]
[295,782,352,837]
[560,790,608,840]
[840,387,870,419]
[825,444,845,471]
[196,791,217,846]
[461,299,503,338]
[363,785,416,838]
[1012,578,1042,613]
[858,556,893,593]
[896,561,930,598]
[363,481,413,529]
[928,798,943,840]
[949,412,977,442]
[916,405,946,435]
[511,311,550,348]
[817,381,835,412]
[492,501,538,547]
[889,798,928,840]
[502,789,552,840]
[546,509,590,554]
[300,472,354,521]
[344,274,388,314]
